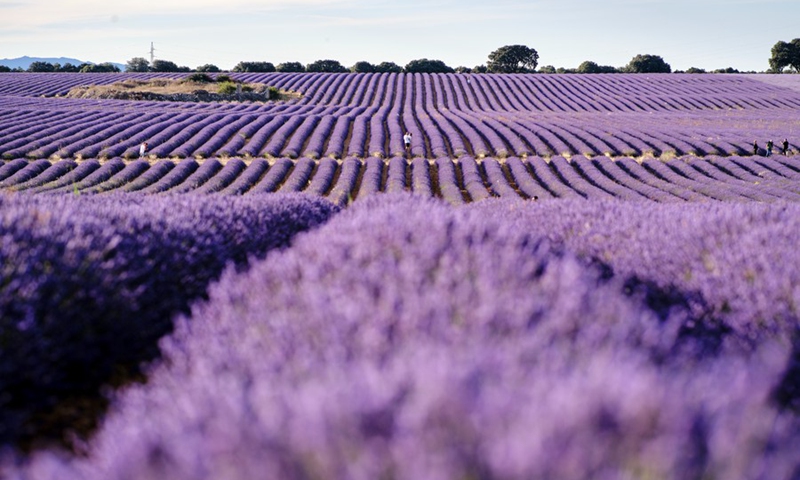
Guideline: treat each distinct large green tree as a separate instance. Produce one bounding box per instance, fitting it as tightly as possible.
[27,61,55,72]
[56,63,83,73]
[769,39,800,73]
[577,61,619,74]
[195,64,221,73]
[306,59,348,73]
[487,45,539,73]
[125,57,150,72]
[150,60,183,72]
[351,61,375,73]
[276,62,305,72]
[374,62,402,73]
[80,63,121,73]
[233,61,276,73]
[625,54,671,73]
[404,58,454,73]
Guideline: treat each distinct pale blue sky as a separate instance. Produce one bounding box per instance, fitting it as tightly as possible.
[1,0,797,72]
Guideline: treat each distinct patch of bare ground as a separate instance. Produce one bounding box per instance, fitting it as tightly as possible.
[64,78,301,103]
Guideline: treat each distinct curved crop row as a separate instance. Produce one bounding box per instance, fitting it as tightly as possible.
[3,156,800,204]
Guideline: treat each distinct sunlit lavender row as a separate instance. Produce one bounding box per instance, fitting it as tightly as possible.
[0,193,338,447]
[9,194,799,480]
[0,73,798,159]
[1,155,799,204]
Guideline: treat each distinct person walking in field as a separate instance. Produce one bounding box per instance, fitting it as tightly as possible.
[766,139,774,157]
[403,132,412,155]
[783,138,790,155]
[139,142,149,158]
[753,140,759,156]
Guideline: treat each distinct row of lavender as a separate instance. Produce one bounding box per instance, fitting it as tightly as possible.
[5,194,799,479]
[2,155,799,204]
[1,73,798,159]
[0,193,339,449]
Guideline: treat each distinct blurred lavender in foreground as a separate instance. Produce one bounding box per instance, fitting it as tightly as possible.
[468,198,800,342]
[13,194,798,480]
[0,192,339,448]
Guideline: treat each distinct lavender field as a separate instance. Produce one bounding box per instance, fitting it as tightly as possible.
[0,72,798,160]
[1,72,800,479]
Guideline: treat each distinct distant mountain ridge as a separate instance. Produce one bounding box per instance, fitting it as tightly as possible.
[0,56,125,71]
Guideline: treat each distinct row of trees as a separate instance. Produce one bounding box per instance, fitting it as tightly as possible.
[0,61,121,73]
[119,46,541,75]
[5,41,796,74]
[119,50,740,75]
[2,55,726,75]
[119,48,669,74]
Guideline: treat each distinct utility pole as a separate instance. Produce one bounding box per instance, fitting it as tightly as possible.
[149,42,155,64]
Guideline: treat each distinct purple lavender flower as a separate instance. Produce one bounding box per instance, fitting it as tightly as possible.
[138,159,198,194]
[435,156,466,205]
[326,157,360,206]
[11,194,798,479]
[5,160,76,192]
[0,192,339,449]
[219,159,269,196]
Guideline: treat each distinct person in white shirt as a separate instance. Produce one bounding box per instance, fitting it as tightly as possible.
[139,142,148,158]
[403,132,412,155]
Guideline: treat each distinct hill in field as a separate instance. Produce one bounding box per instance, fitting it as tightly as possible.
[0,56,125,71]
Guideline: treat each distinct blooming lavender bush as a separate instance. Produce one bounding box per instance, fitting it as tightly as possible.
[6,160,77,192]
[0,193,339,447]
[11,194,798,479]
[468,198,800,341]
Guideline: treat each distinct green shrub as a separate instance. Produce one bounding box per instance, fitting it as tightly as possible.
[216,74,234,83]
[218,82,238,95]
[187,72,214,83]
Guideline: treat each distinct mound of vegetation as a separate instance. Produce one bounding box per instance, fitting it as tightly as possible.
[64,75,297,103]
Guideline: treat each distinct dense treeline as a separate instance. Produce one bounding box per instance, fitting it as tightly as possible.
[0,61,121,73]
[6,41,793,74]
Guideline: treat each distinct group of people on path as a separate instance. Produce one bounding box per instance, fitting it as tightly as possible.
[753,138,790,157]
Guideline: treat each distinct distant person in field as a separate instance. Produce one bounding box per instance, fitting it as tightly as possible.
[783,138,790,155]
[753,140,759,156]
[766,139,774,157]
[403,132,412,155]
[139,142,148,158]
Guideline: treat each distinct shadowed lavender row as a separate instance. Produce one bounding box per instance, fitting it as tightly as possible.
[0,193,339,447]
[10,194,798,479]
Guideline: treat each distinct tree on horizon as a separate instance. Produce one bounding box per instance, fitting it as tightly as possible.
[769,39,800,73]
[625,54,671,73]
[125,57,150,72]
[487,45,539,73]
